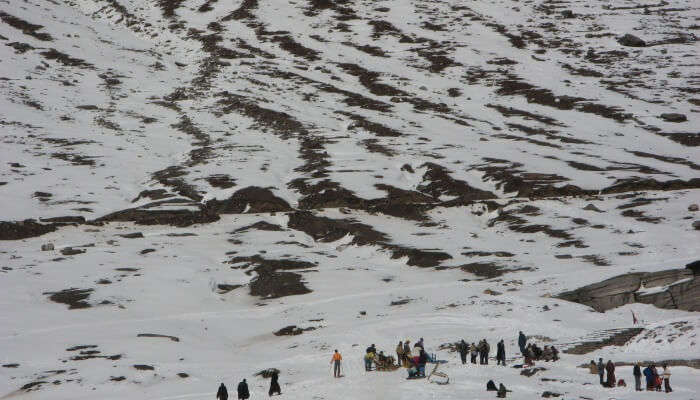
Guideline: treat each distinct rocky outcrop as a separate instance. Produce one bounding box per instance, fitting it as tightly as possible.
[558,263,700,312]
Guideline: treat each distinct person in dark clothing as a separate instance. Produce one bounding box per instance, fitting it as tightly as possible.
[518,331,527,355]
[633,362,642,391]
[551,345,559,362]
[496,339,506,366]
[366,344,376,355]
[237,379,249,400]
[480,339,490,365]
[597,358,605,385]
[458,340,468,365]
[470,342,478,364]
[418,349,428,376]
[217,383,228,400]
[486,380,497,391]
[532,344,542,360]
[269,371,281,396]
[643,364,653,390]
[497,383,508,398]
[605,360,616,387]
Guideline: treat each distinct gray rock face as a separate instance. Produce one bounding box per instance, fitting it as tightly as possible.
[618,33,646,47]
[558,267,699,312]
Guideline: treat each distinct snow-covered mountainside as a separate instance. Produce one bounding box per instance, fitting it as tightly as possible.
[1,0,699,398]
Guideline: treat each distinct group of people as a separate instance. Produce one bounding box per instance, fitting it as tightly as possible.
[395,338,431,378]
[636,362,672,392]
[456,339,507,366]
[589,359,672,393]
[363,343,396,371]
[519,330,559,366]
[215,371,281,400]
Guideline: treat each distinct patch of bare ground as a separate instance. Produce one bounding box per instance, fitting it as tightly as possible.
[360,138,395,156]
[487,104,565,127]
[417,163,496,201]
[287,211,451,268]
[462,251,515,258]
[206,186,291,214]
[229,255,315,299]
[496,76,631,121]
[96,202,219,227]
[40,49,93,69]
[578,255,610,266]
[342,42,388,57]
[221,0,258,20]
[152,166,202,201]
[342,113,403,138]
[654,132,700,147]
[270,35,320,61]
[215,91,308,139]
[0,12,53,41]
[338,63,407,97]
[0,220,58,240]
[231,221,284,234]
[205,174,236,189]
[457,262,532,279]
[488,206,573,240]
[43,288,93,309]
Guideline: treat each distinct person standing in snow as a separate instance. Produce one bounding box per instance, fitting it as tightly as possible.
[633,362,642,391]
[458,339,469,365]
[418,348,428,376]
[643,364,653,390]
[396,341,404,367]
[605,360,616,387]
[470,342,478,364]
[331,349,342,378]
[217,383,229,400]
[415,337,424,349]
[551,345,559,361]
[496,339,506,366]
[403,340,411,367]
[518,331,527,355]
[597,358,605,385]
[268,370,281,396]
[662,364,672,393]
[480,339,490,365]
[237,379,249,400]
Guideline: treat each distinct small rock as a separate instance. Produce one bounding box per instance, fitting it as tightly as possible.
[689,204,699,212]
[484,289,502,296]
[693,220,700,230]
[583,203,603,212]
[618,34,646,47]
[660,113,687,123]
[401,164,415,173]
[61,247,86,256]
[542,391,561,398]
[561,10,574,18]
[521,367,547,377]
[41,243,54,251]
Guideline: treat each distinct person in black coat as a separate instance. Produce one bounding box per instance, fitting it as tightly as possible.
[518,331,527,355]
[496,339,506,366]
[633,362,642,391]
[237,379,249,400]
[418,349,428,376]
[269,370,281,396]
[458,339,468,365]
[217,383,228,400]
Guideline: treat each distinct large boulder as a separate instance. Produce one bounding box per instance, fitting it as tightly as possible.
[660,113,687,123]
[558,268,699,312]
[618,34,646,47]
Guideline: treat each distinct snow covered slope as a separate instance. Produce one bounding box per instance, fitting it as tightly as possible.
[1,0,699,399]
